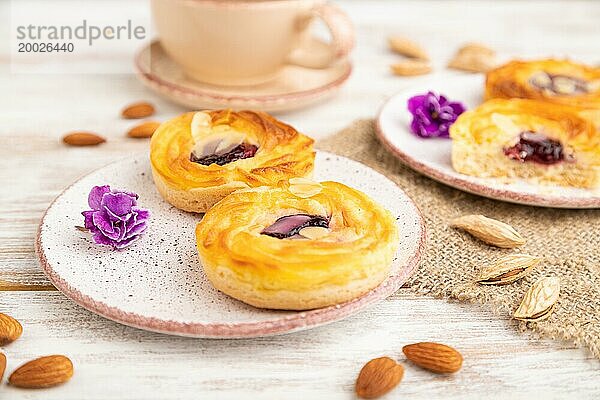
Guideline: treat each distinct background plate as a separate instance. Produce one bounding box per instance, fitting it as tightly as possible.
[376,75,600,208]
[36,151,426,338]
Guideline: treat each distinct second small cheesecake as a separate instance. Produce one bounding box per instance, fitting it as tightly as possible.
[195,178,400,310]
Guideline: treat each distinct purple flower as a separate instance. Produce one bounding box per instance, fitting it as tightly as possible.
[407,91,466,138]
[81,185,150,250]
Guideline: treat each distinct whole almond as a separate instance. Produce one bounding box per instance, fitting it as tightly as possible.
[403,342,463,373]
[121,101,155,119]
[514,277,560,322]
[478,254,541,285]
[448,52,496,73]
[448,43,496,73]
[0,352,6,382]
[391,59,431,76]
[9,355,73,388]
[388,36,429,60]
[127,121,161,138]
[62,132,106,146]
[0,312,23,345]
[456,42,496,57]
[355,357,404,399]
[451,214,526,248]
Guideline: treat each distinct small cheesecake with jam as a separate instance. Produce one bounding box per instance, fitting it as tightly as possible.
[450,98,600,189]
[149,109,315,213]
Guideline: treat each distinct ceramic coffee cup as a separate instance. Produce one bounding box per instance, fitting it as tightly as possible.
[151,0,354,86]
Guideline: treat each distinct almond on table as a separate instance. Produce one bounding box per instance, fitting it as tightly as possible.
[390,59,432,76]
[0,352,6,382]
[0,312,23,345]
[121,101,155,119]
[62,132,106,146]
[8,355,74,389]
[355,357,404,399]
[127,121,162,138]
[402,342,463,373]
[448,42,497,73]
[387,36,429,60]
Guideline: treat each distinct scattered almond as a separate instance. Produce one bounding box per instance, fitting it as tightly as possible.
[514,277,560,322]
[355,357,404,399]
[127,121,161,138]
[478,254,541,285]
[403,342,463,373]
[391,59,432,76]
[0,312,23,345]
[451,214,526,248]
[62,132,106,146]
[448,42,497,73]
[388,36,429,60]
[121,101,155,119]
[457,42,496,57]
[9,355,74,389]
[0,352,6,382]
[448,54,496,73]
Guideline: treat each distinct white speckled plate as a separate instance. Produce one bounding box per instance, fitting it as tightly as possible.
[36,152,426,338]
[376,74,600,208]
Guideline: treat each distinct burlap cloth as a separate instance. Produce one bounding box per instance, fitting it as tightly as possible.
[318,119,600,358]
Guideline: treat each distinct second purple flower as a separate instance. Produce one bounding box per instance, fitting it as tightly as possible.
[407,91,466,138]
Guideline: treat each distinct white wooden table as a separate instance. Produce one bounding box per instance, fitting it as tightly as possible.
[1,1,599,398]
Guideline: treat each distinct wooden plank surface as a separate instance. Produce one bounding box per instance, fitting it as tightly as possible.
[2,291,599,400]
[1,0,599,398]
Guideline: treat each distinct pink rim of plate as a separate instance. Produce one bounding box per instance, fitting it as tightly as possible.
[375,100,600,209]
[35,160,427,338]
[134,41,353,106]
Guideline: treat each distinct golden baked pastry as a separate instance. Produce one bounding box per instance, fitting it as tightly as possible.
[485,59,600,124]
[450,98,600,188]
[150,110,315,213]
[195,178,399,310]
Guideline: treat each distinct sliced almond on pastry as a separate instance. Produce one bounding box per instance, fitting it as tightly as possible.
[190,111,256,158]
[530,72,552,88]
[190,111,212,142]
[288,178,323,198]
[552,76,577,95]
[587,79,600,92]
[298,226,330,240]
[213,132,246,154]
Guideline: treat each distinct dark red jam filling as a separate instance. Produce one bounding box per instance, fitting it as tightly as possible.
[261,214,329,239]
[530,73,588,94]
[190,143,258,166]
[504,131,565,165]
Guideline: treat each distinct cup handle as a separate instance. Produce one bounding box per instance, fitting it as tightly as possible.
[287,3,355,69]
